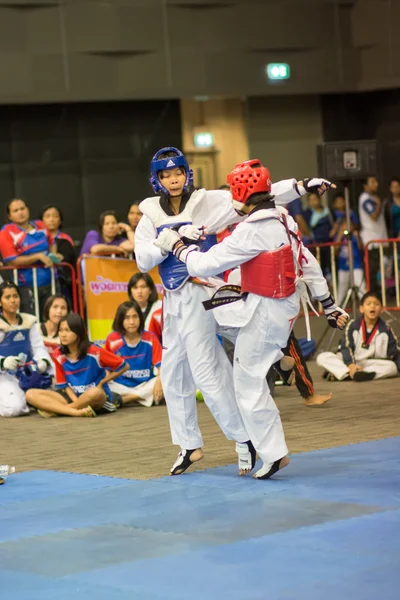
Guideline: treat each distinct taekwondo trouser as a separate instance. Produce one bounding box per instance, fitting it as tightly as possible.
[161,282,249,449]
[233,294,300,465]
[317,352,398,381]
[109,379,155,407]
[0,373,30,417]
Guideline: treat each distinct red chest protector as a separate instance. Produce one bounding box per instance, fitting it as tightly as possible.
[240,215,299,299]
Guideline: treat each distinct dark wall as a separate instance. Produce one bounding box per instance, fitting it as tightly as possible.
[0,100,182,241]
[1,0,396,103]
[321,89,400,201]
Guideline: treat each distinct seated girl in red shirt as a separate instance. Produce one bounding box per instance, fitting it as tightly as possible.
[26,313,128,417]
[105,301,163,407]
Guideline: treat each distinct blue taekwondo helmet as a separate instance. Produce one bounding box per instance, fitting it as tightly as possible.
[149,147,194,195]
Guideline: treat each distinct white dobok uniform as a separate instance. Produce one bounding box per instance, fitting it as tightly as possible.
[134,182,301,450]
[317,316,399,381]
[0,313,52,418]
[182,206,330,466]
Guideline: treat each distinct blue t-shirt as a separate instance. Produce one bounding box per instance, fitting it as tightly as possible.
[53,344,126,398]
[105,331,162,387]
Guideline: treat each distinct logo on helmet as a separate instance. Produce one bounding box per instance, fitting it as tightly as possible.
[166,160,176,168]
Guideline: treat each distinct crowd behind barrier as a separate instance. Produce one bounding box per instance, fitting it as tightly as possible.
[1,177,400,422]
[2,236,400,328]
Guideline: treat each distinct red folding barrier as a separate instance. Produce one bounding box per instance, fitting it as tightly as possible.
[363,238,400,310]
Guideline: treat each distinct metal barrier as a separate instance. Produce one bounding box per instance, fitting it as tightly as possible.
[364,238,400,310]
[0,262,78,320]
[305,241,344,303]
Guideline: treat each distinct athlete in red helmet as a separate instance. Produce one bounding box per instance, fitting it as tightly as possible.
[155,159,348,480]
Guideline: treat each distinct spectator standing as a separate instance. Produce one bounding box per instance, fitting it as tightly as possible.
[359,176,388,291]
[388,177,400,238]
[127,202,143,232]
[331,194,366,303]
[304,193,332,276]
[0,199,59,316]
[286,196,313,245]
[41,204,76,301]
[80,211,134,257]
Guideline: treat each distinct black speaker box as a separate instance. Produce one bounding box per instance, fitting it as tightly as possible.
[317,140,378,182]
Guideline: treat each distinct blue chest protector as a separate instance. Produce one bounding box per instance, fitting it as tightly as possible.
[0,323,51,390]
[0,328,34,363]
[157,223,217,290]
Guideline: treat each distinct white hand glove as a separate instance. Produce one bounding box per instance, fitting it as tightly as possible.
[3,356,20,371]
[299,178,333,196]
[320,294,349,329]
[154,228,182,253]
[178,225,204,241]
[174,244,199,264]
[37,359,49,374]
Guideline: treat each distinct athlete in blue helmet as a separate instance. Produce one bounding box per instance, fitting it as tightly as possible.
[135,147,333,476]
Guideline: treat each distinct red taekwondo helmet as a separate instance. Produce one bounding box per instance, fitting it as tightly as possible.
[227,159,272,212]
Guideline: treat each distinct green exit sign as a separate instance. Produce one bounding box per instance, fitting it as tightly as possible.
[266,63,291,81]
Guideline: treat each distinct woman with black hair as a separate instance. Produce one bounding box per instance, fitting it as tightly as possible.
[0,198,60,316]
[0,281,52,417]
[127,273,162,329]
[26,313,128,417]
[41,205,77,300]
[41,205,76,268]
[40,294,70,355]
[80,210,134,257]
[105,301,163,406]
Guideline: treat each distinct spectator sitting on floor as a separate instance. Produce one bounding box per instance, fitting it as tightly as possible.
[0,198,61,316]
[148,306,162,343]
[316,291,400,382]
[80,210,134,257]
[127,273,162,329]
[105,300,163,407]
[0,281,53,418]
[40,294,70,356]
[26,313,128,417]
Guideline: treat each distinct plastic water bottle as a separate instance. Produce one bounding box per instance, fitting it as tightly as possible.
[18,353,27,365]
[0,465,16,478]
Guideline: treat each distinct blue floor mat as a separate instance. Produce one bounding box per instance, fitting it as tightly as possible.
[1,437,399,599]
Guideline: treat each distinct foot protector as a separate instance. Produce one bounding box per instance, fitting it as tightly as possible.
[170,448,203,476]
[254,456,290,480]
[236,440,257,475]
[353,371,376,382]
